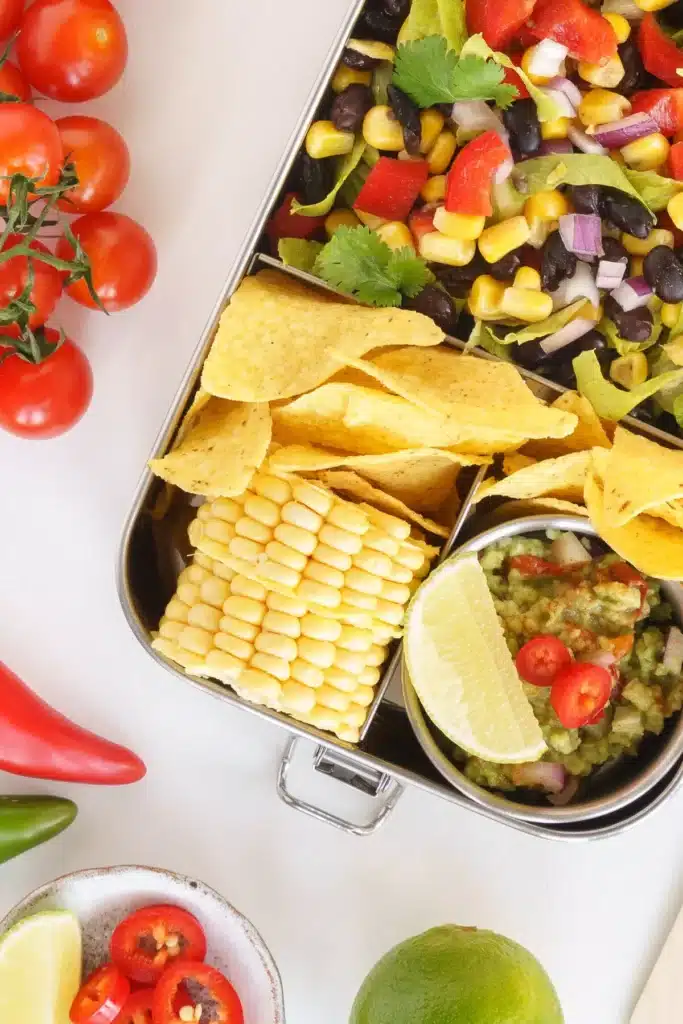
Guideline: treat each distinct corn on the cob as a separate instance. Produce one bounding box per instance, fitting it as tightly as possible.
[153,466,434,741]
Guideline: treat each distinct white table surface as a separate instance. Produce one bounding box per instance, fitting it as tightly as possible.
[1,2,683,1022]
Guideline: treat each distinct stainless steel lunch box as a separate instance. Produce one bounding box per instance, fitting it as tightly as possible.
[117,0,683,839]
[403,514,683,825]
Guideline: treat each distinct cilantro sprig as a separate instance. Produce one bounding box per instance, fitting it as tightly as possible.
[393,36,517,110]
[313,226,434,308]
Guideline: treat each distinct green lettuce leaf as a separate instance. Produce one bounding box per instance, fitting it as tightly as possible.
[623,168,683,212]
[502,300,590,345]
[651,351,683,415]
[400,0,468,54]
[490,178,527,222]
[292,138,366,217]
[598,312,663,357]
[459,35,564,122]
[466,318,512,359]
[513,154,651,212]
[674,392,683,427]
[372,62,394,106]
[277,238,324,273]
[573,349,683,420]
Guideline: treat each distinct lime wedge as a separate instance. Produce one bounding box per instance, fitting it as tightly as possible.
[405,553,546,764]
[0,910,82,1024]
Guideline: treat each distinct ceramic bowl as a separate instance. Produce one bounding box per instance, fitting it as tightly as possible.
[0,864,285,1023]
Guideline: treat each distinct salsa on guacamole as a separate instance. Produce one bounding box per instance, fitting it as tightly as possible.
[463,531,683,799]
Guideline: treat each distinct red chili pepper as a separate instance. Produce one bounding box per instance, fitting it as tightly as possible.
[528,0,617,63]
[466,0,538,49]
[638,14,683,89]
[0,662,146,785]
[508,554,565,577]
[631,89,683,137]
[670,141,683,180]
[266,192,325,249]
[353,156,429,222]
[445,131,510,216]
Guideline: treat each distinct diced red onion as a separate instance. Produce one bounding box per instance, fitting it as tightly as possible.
[601,0,643,18]
[610,275,653,312]
[543,88,576,119]
[494,157,514,184]
[546,77,583,111]
[548,776,580,806]
[551,261,600,310]
[550,532,592,565]
[663,626,683,675]
[567,125,607,156]
[451,100,503,134]
[538,317,595,355]
[592,113,659,149]
[511,761,566,794]
[559,214,604,259]
[582,650,617,671]
[539,139,574,156]
[596,259,627,289]
[527,39,569,79]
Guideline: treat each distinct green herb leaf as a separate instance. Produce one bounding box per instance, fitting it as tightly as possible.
[451,55,517,108]
[512,153,652,212]
[623,168,683,211]
[277,238,324,273]
[394,36,516,108]
[399,0,468,54]
[459,35,564,122]
[386,246,434,297]
[292,138,366,218]
[573,349,683,420]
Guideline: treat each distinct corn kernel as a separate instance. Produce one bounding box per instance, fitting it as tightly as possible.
[203,649,244,681]
[243,494,280,528]
[621,133,670,171]
[325,208,360,237]
[334,648,367,674]
[159,620,184,641]
[376,221,415,251]
[610,352,649,388]
[254,630,298,663]
[433,207,485,241]
[603,12,630,42]
[667,191,683,231]
[578,54,625,88]
[319,522,363,554]
[279,681,317,713]
[513,266,542,291]
[265,540,307,572]
[223,595,264,626]
[204,519,235,545]
[306,120,355,160]
[578,88,631,126]
[419,108,445,153]
[353,684,377,706]
[343,703,368,727]
[337,625,374,652]
[375,598,406,626]
[347,38,395,62]
[199,577,231,608]
[420,174,447,203]
[298,637,336,669]
[524,190,571,223]
[541,117,572,141]
[635,0,677,10]
[231,574,266,602]
[345,567,384,596]
[307,705,345,731]
[359,503,410,539]
[340,587,377,611]
[358,666,381,687]
[237,668,282,706]
[258,560,301,590]
[324,668,359,694]
[317,685,351,712]
[266,591,307,616]
[387,561,412,584]
[297,579,341,609]
[630,255,644,276]
[187,603,222,632]
[304,559,344,589]
[211,497,243,524]
[262,610,301,639]
[467,274,506,319]
[250,652,290,682]
[479,216,530,263]
[622,228,674,255]
[290,659,324,688]
[331,64,371,93]
[336,724,361,742]
[355,209,388,229]
[215,631,253,662]
[235,516,272,545]
[328,501,369,535]
[353,548,393,577]
[251,472,291,505]
[281,501,323,533]
[662,302,682,327]
[274,522,317,556]
[313,543,353,572]
[419,231,476,266]
[363,528,400,557]
[300,613,342,643]
[500,286,553,322]
[292,481,333,517]
[362,105,404,151]
[220,614,259,643]
[520,45,554,85]
[427,130,457,173]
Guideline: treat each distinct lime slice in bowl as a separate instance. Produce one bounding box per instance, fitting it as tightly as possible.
[404,553,546,764]
[0,910,82,1024]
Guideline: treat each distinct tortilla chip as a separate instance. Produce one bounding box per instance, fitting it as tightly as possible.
[491,498,590,522]
[648,501,683,530]
[335,347,577,440]
[313,469,451,538]
[601,427,683,527]
[502,453,537,475]
[268,443,487,513]
[149,400,271,497]
[522,391,612,459]
[585,468,683,580]
[474,451,592,504]
[201,270,441,402]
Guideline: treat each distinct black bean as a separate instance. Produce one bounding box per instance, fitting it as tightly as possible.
[429,258,483,297]
[618,38,653,96]
[628,401,657,425]
[387,84,422,155]
[569,185,602,216]
[503,99,541,157]
[331,84,373,133]
[383,0,410,17]
[515,328,606,373]
[540,331,611,387]
[299,153,332,206]
[604,295,653,342]
[342,47,379,70]
[488,251,522,280]
[541,231,577,292]
[405,284,458,334]
[601,236,629,264]
[643,245,683,303]
[360,7,403,42]
[601,187,655,239]
[457,309,475,340]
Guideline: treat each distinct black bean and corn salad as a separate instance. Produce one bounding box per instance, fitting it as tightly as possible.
[267,0,683,438]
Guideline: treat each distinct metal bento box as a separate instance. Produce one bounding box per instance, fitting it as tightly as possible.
[117,0,683,840]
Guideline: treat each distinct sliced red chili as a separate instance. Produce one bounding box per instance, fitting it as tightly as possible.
[110,905,207,986]
[69,964,130,1024]
[515,635,573,687]
[550,663,612,729]
[152,962,244,1024]
[115,989,155,1024]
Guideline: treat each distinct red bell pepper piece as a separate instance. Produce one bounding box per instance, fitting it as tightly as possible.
[266,192,325,249]
[466,0,538,50]
[502,60,530,99]
[0,661,146,785]
[528,0,617,63]
[408,207,436,245]
[445,131,510,216]
[638,14,683,89]
[669,141,683,180]
[631,89,683,136]
[353,156,429,223]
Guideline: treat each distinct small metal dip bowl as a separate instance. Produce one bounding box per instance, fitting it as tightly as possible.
[403,515,683,826]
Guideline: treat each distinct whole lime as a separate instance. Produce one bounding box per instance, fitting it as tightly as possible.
[350,925,564,1024]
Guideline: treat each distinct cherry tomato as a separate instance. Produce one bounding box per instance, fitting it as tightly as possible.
[0,0,23,40]
[17,0,128,102]
[56,115,130,213]
[508,555,564,577]
[0,233,63,335]
[152,962,244,1024]
[56,212,157,312]
[0,103,62,203]
[70,964,130,1024]
[550,663,612,729]
[0,333,93,439]
[0,60,31,101]
[114,989,154,1024]
[110,905,207,986]
[515,635,572,687]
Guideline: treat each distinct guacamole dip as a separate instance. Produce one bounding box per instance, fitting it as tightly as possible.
[462,532,683,799]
